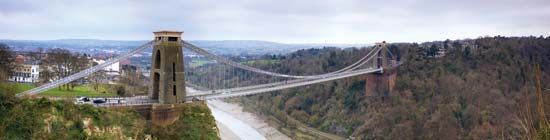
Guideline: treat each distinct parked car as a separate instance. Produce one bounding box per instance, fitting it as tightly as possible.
[93,98,107,104]
[117,99,127,103]
[75,97,92,104]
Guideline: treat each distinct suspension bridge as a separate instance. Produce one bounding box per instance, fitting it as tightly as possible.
[16,31,400,106]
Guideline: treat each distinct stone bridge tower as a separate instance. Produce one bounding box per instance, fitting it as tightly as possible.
[150,31,186,104]
[365,41,397,98]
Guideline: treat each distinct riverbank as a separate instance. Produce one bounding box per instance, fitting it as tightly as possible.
[207,100,291,140]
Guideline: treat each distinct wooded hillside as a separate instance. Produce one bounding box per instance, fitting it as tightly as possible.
[233,36,550,139]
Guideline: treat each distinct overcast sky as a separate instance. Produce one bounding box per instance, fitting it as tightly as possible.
[0,0,549,43]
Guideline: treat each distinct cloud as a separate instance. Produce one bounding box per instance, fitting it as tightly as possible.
[0,0,549,43]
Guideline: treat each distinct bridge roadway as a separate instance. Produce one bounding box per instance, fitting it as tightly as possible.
[183,44,386,97]
[20,39,397,107]
[18,40,386,97]
[90,67,383,107]
[187,67,383,99]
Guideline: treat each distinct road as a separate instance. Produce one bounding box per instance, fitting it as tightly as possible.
[187,68,383,99]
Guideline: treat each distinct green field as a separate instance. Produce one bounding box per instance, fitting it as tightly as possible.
[13,83,34,93]
[189,59,279,68]
[190,59,211,67]
[242,59,280,65]
[13,83,117,97]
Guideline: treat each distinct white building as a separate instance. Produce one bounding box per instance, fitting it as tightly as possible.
[93,59,120,76]
[10,61,40,83]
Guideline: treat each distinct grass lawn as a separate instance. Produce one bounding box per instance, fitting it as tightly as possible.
[190,59,279,68]
[243,59,280,65]
[190,59,211,67]
[13,83,35,93]
[13,83,117,97]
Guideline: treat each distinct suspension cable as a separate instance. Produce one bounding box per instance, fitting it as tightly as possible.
[17,41,158,97]
[182,41,381,79]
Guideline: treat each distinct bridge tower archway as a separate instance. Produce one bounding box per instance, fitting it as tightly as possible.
[149,31,186,104]
[152,72,160,99]
[154,50,161,69]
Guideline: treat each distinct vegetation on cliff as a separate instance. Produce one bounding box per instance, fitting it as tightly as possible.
[0,83,219,140]
[229,36,550,139]
[150,103,219,140]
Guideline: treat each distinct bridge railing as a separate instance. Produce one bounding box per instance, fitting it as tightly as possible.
[42,95,157,108]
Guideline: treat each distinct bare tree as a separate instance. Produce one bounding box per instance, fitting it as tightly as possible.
[67,53,89,90]
[514,62,549,139]
[30,47,45,61]
[46,49,90,90]
[39,68,53,84]
[0,43,14,81]
[90,61,106,91]
[119,65,145,96]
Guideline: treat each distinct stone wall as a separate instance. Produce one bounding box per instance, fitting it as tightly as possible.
[364,68,397,97]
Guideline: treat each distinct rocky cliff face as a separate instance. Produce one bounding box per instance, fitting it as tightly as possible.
[364,68,397,98]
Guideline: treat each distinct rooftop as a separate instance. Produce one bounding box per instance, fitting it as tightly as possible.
[23,60,40,65]
[153,30,183,41]
[153,30,183,35]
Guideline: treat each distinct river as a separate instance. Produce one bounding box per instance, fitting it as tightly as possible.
[207,100,291,140]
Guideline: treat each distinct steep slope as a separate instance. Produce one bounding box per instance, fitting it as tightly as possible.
[232,36,550,139]
[0,84,219,140]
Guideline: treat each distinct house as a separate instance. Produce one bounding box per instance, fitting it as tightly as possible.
[92,59,120,76]
[10,61,40,83]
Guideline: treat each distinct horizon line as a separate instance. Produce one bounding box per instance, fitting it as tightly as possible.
[1,35,549,45]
